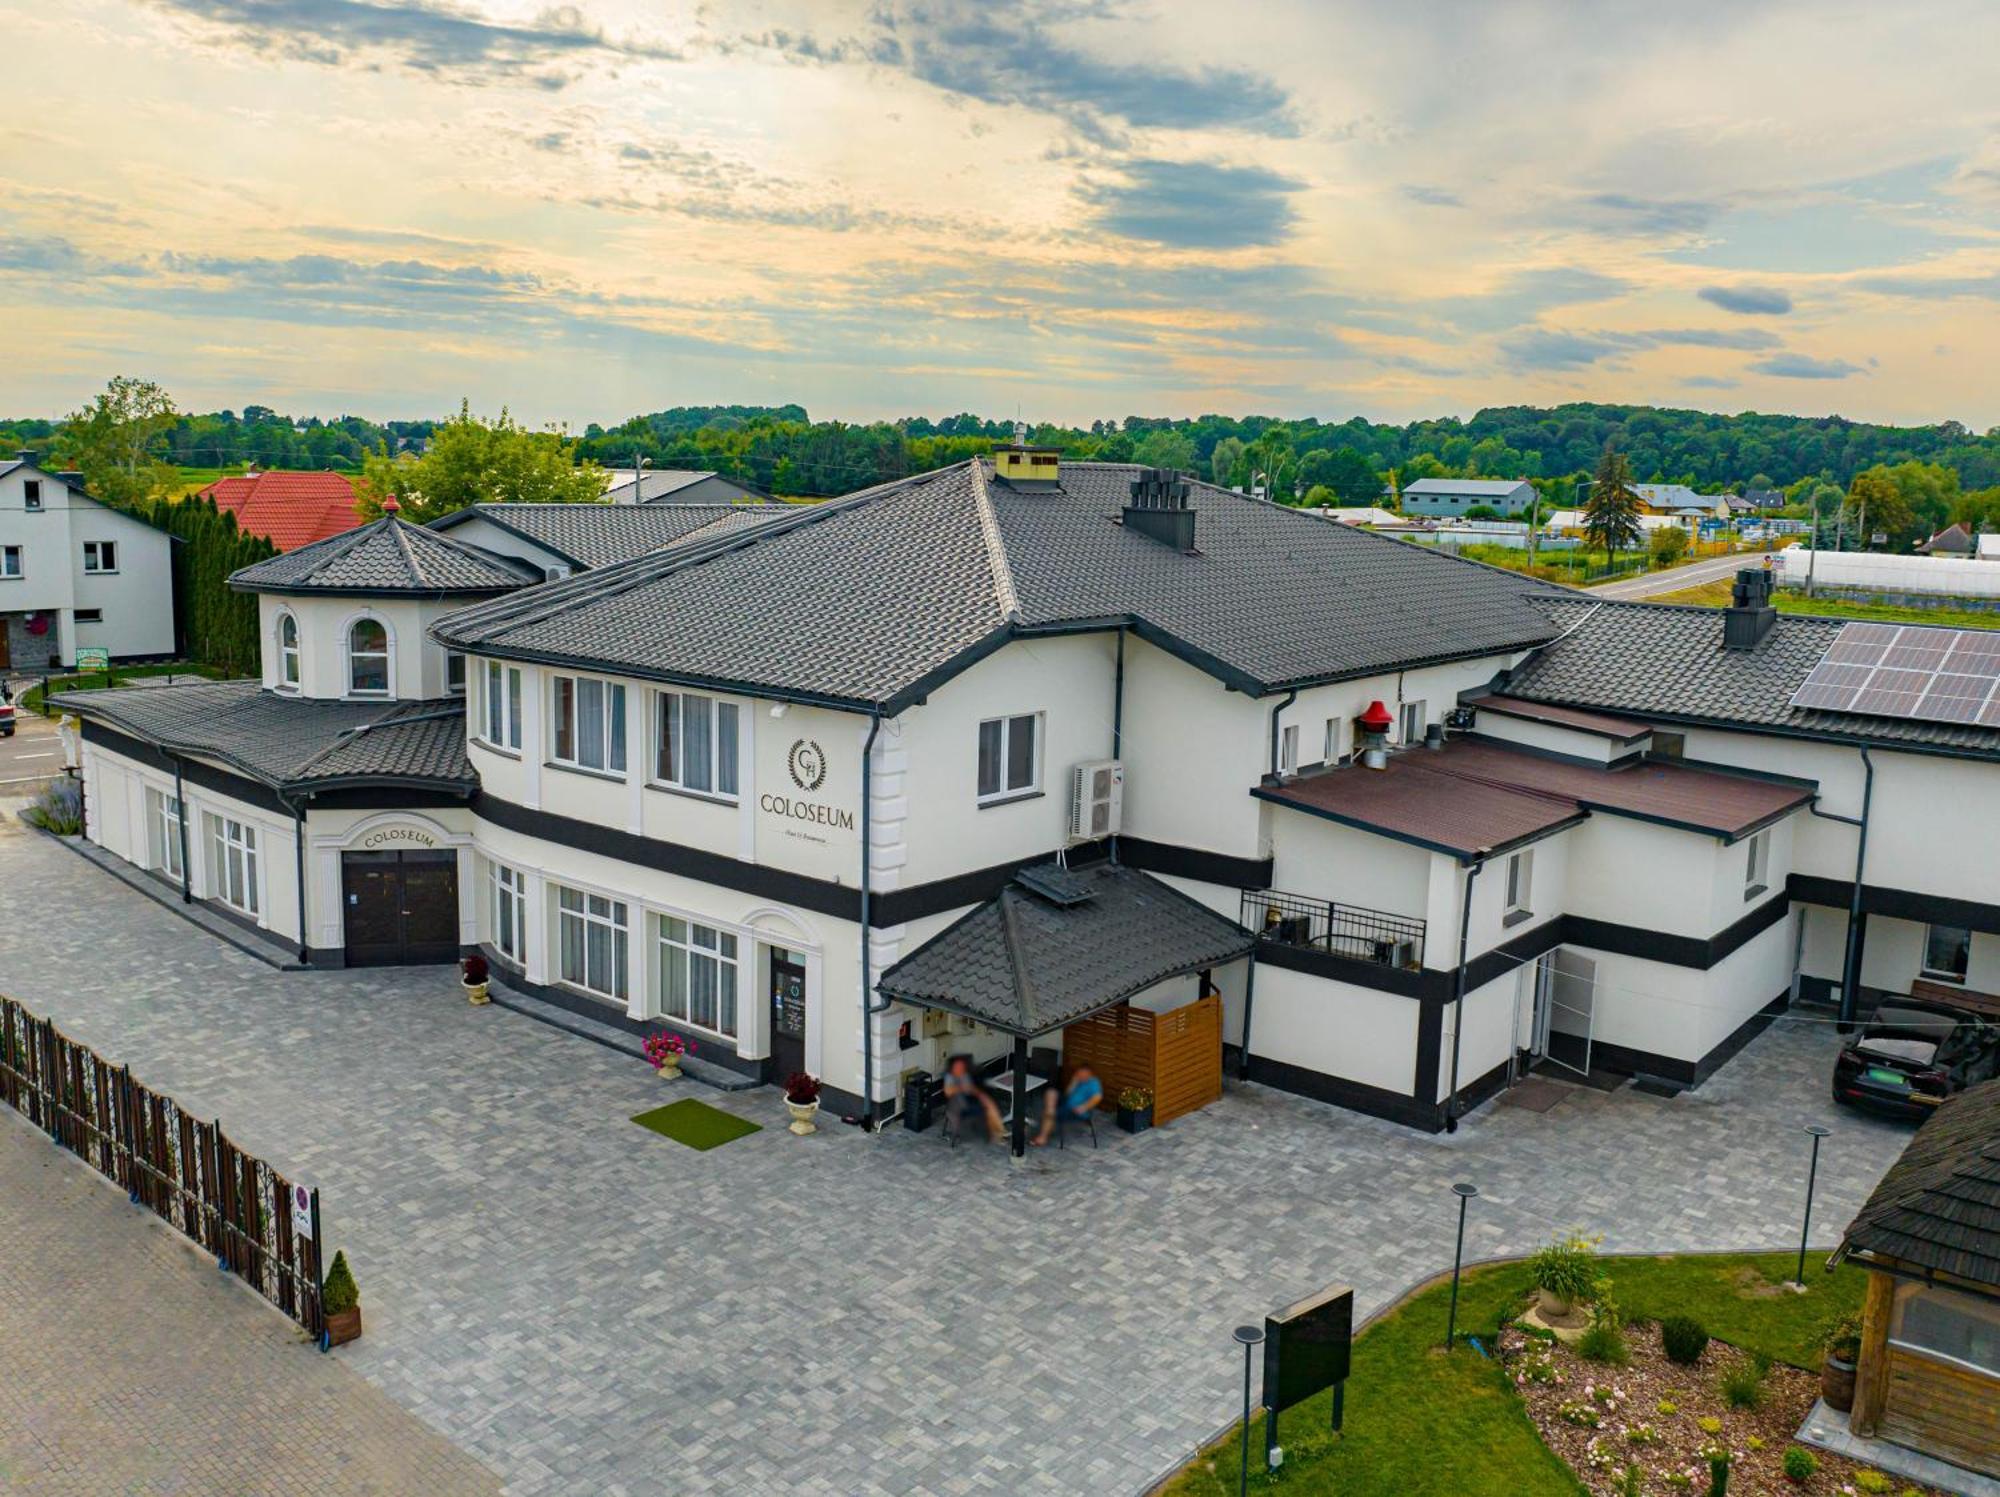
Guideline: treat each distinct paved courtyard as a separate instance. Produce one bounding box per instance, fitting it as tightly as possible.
[0,819,1914,1496]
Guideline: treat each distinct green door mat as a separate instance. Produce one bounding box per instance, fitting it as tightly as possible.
[631,1098,763,1151]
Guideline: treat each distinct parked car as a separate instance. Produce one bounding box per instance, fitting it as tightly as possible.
[0,689,14,738]
[1832,999,2000,1119]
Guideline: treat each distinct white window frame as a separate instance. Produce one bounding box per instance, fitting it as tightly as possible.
[651,690,739,800]
[207,814,260,917]
[557,885,628,1001]
[1,545,21,578]
[482,660,523,751]
[1279,722,1300,776]
[74,607,103,625]
[549,673,627,776]
[82,540,117,574]
[1399,699,1427,745]
[276,611,301,691]
[346,616,391,697]
[490,862,526,965]
[976,712,1040,804]
[22,479,40,511]
[1743,828,1769,901]
[1323,715,1348,766]
[446,651,466,696]
[1505,849,1534,922]
[152,790,185,881]
[654,913,740,1039]
[1921,922,1971,984]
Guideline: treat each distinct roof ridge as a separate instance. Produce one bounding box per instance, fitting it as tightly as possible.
[996,886,1041,1033]
[386,517,426,587]
[967,459,1022,624]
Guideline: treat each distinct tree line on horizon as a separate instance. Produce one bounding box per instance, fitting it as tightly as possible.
[14,378,2000,549]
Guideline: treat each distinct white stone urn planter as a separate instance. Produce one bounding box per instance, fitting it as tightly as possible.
[786,1099,819,1136]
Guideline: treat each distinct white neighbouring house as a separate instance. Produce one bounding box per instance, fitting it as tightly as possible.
[0,453,177,669]
[53,457,2000,1148]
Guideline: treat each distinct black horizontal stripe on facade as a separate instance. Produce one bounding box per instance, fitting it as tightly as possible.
[1788,872,2000,937]
[80,720,291,816]
[470,794,1270,929]
[1249,889,1793,1003]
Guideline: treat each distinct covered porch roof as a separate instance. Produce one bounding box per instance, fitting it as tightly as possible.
[876,861,1256,1040]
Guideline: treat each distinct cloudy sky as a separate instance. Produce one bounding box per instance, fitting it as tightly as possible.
[6,0,2000,430]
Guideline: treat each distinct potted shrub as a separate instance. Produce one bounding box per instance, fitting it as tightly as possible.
[460,952,490,1005]
[322,1249,362,1347]
[1116,1087,1154,1134]
[643,1031,692,1080]
[1820,1312,1861,1412]
[1527,1230,1601,1319]
[784,1071,821,1135]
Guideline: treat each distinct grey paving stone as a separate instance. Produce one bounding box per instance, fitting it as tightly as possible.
[0,818,1913,1496]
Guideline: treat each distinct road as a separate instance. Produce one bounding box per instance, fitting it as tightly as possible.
[1583,548,1770,601]
[0,711,65,792]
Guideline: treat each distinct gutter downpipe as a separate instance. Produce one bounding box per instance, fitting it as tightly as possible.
[1111,628,1125,863]
[1267,688,1299,780]
[1837,746,1875,1030]
[1443,854,1487,1134]
[858,710,886,1131]
[282,791,311,965]
[171,757,193,905]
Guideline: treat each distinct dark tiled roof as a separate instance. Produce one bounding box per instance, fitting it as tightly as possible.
[1256,735,1811,858]
[430,502,792,569]
[434,460,1565,712]
[51,679,474,792]
[876,861,1255,1038]
[229,515,540,596]
[1839,1077,2000,1289]
[1503,599,2000,759]
[1463,694,1652,742]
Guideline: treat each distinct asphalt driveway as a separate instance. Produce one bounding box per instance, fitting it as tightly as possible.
[0,824,1911,1496]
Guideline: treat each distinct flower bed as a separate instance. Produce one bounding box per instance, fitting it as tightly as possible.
[1502,1319,1943,1496]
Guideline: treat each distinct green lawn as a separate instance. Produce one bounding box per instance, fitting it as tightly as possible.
[1159,1252,1865,1497]
[1650,577,2000,631]
[22,662,224,715]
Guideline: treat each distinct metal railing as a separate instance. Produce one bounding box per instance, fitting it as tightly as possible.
[1241,889,1427,970]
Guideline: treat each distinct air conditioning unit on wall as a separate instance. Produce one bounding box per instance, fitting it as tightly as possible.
[1069,759,1124,842]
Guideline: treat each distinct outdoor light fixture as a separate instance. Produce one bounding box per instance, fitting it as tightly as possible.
[1232,1324,1266,1497]
[1796,1124,1831,1287]
[1446,1182,1479,1349]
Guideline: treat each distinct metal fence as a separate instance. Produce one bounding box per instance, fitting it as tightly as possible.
[0,995,324,1341]
[1242,889,1427,970]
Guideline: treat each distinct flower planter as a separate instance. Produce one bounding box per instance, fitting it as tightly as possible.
[1116,1104,1153,1134]
[462,979,489,1006]
[1819,1352,1857,1412]
[324,1305,362,1347]
[786,1099,819,1136]
[1536,1287,1577,1320]
[656,1056,681,1080]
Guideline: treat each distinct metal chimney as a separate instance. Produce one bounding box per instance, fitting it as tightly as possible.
[1123,467,1195,551]
[1723,567,1776,651]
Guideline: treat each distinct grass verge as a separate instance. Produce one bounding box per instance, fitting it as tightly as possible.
[1155,1252,1866,1497]
[1647,578,2000,631]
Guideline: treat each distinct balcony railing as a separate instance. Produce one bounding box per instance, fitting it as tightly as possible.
[1241,889,1427,970]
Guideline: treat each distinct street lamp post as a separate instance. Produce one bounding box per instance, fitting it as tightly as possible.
[1446,1182,1479,1350]
[1797,1125,1831,1287]
[1232,1324,1265,1497]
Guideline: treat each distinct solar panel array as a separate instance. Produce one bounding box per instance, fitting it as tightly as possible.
[1790,621,2000,726]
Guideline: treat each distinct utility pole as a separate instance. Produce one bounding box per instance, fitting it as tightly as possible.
[1808,506,1819,598]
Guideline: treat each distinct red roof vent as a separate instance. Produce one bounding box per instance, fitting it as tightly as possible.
[1358,700,1395,733]
[380,495,400,514]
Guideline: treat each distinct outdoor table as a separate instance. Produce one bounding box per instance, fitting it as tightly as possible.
[985,1070,1047,1120]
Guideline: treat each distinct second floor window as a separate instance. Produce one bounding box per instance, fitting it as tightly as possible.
[1399,700,1427,745]
[977,713,1039,802]
[654,690,738,798]
[483,661,523,750]
[1,545,21,578]
[1280,723,1300,775]
[1743,828,1769,900]
[23,480,40,510]
[446,651,466,695]
[551,674,626,774]
[347,618,390,695]
[82,540,117,572]
[1505,849,1534,921]
[277,613,300,690]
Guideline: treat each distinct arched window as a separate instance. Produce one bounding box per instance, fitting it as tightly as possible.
[277,612,301,690]
[347,617,390,696]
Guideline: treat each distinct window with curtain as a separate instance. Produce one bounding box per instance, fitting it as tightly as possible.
[976,713,1039,802]
[347,618,390,695]
[550,675,626,773]
[557,886,627,999]
[209,815,259,915]
[482,661,523,750]
[653,691,739,798]
[151,790,184,880]
[491,863,526,964]
[277,613,300,690]
[656,915,739,1037]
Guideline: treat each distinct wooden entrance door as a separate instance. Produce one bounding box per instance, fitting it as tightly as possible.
[770,956,807,1080]
[341,850,459,966]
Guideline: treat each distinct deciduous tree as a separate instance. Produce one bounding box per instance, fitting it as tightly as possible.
[358,401,602,522]
[57,375,179,507]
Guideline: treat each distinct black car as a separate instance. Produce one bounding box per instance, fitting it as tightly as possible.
[1833,998,2000,1119]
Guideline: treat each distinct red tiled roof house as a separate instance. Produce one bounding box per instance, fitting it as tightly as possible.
[199,471,366,552]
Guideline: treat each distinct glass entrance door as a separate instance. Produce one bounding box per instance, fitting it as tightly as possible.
[770,954,806,1080]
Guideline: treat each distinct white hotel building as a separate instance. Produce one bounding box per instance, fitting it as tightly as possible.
[57,454,2000,1143]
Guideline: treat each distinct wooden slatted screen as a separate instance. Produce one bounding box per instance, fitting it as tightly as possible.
[1060,992,1223,1128]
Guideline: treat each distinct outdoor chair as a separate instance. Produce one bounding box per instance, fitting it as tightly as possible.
[1055,1103,1098,1150]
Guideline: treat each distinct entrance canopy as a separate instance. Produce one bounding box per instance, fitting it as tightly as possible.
[877,861,1255,1040]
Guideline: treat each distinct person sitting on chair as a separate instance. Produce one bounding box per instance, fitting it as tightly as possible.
[1033,1063,1102,1146]
[942,1055,1002,1142]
